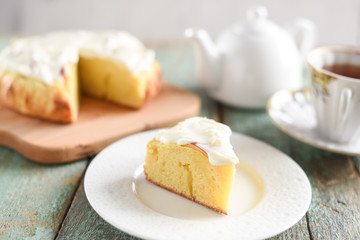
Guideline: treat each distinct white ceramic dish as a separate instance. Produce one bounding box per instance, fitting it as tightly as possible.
[84,129,311,240]
[267,89,360,155]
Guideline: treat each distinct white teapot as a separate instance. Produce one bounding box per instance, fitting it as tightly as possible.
[185,6,316,108]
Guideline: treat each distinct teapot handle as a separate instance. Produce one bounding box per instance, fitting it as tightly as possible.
[285,18,317,61]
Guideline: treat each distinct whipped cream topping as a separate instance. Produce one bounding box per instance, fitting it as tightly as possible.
[0,36,79,85]
[155,117,239,166]
[0,31,155,85]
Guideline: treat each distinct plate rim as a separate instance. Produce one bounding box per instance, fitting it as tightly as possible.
[84,129,312,240]
[267,89,360,156]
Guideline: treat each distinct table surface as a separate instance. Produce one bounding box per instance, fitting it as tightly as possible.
[0,39,360,240]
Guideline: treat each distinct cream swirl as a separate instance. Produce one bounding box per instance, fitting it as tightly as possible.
[155,117,239,165]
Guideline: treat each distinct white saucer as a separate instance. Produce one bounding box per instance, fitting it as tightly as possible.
[267,89,360,155]
[84,129,311,240]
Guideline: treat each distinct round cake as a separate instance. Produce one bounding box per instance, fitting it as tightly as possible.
[0,31,161,123]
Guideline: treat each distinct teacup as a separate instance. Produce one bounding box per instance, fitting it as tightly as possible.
[307,46,360,143]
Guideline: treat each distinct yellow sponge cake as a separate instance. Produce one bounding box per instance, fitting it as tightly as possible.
[0,31,161,123]
[144,117,239,215]
[79,57,160,109]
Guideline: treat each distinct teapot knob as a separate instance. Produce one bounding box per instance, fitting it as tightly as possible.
[246,6,268,21]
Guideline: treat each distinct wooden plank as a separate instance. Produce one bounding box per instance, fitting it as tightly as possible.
[223,105,360,239]
[0,83,200,164]
[306,154,360,240]
[269,217,310,240]
[56,178,139,240]
[354,156,360,173]
[0,146,87,239]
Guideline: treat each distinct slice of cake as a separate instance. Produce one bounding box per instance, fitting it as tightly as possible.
[0,38,80,123]
[144,117,239,215]
[0,31,161,123]
[76,31,161,109]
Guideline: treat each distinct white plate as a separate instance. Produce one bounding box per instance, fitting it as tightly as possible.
[84,129,311,240]
[267,89,360,155]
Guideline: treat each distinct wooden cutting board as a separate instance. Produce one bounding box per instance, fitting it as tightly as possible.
[0,83,201,164]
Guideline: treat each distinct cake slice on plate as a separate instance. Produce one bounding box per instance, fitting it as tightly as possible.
[144,117,239,215]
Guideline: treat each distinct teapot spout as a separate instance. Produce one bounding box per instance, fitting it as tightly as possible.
[185,28,221,90]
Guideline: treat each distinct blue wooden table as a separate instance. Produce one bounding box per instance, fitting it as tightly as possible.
[0,39,359,240]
